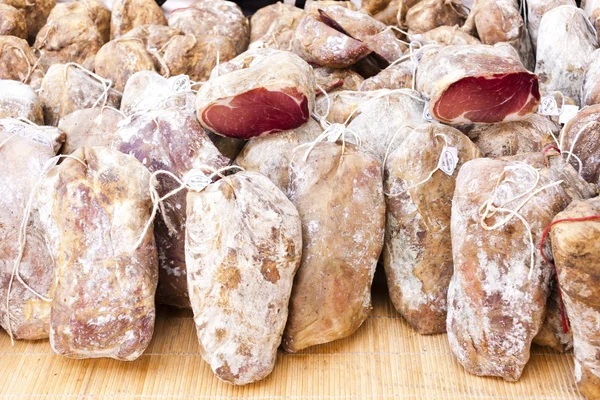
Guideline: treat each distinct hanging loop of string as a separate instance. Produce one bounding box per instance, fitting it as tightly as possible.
[63,63,115,109]
[133,165,245,251]
[5,154,87,345]
[478,163,564,281]
[385,130,449,197]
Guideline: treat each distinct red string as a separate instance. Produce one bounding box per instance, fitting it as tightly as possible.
[539,215,600,333]
[543,145,561,154]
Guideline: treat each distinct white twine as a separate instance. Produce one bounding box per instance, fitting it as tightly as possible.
[298,122,362,162]
[337,89,426,127]
[133,165,244,250]
[7,45,39,84]
[63,63,115,109]
[382,124,416,168]
[385,131,449,197]
[148,48,171,78]
[5,154,86,345]
[312,84,331,127]
[100,105,127,118]
[478,163,564,280]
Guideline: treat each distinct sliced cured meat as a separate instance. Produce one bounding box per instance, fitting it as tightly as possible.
[317,6,405,64]
[292,16,372,68]
[201,88,308,140]
[319,5,388,40]
[417,44,540,124]
[526,0,575,51]
[462,0,534,70]
[583,49,600,106]
[196,49,315,139]
[536,6,598,105]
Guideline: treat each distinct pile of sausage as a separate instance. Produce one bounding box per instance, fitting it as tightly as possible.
[2,0,600,396]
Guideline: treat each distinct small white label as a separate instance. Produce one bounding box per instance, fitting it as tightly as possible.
[184,170,211,191]
[8,126,52,149]
[325,124,345,143]
[423,102,435,121]
[169,75,191,94]
[559,105,580,125]
[538,95,560,116]
[438,147,459,176]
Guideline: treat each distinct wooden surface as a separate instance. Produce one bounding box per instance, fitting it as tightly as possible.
[0,279,583,400]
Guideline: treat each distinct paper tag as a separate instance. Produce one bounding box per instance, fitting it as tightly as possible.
[538,95,560,116]
[8,126,52,149]
[169,75,191,94]
[325,124,345,143]
[423,102,435,122]
[184,170,211,191]
[438,147,459,176]
[559,105,579,125]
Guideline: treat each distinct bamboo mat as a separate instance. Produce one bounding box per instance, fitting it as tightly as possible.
[0,278,583,400]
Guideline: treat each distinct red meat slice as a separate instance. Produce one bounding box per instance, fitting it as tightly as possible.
[434,73,540,124]
[201,87,310,139]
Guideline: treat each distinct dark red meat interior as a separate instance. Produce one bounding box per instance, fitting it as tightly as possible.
[434,73,540,124]
[202,87,310,139]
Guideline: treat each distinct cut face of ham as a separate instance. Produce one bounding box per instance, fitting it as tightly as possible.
[434,73,540,124]
[201,87,310,140]
[417,44,541,125]
[196,49,315,139]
